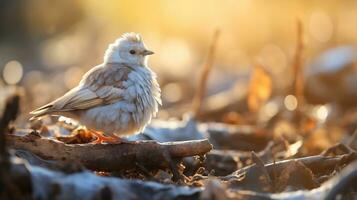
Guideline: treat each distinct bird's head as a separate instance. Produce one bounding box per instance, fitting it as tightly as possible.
[104,32,154,66]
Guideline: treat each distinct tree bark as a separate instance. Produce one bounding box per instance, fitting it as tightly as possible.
[6,132,212,171]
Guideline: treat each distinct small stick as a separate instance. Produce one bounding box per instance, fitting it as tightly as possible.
[292,18,305,112]
[192,29,220,118]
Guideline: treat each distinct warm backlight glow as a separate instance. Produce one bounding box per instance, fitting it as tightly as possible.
[309,10,333,43]
[162,82,182,103]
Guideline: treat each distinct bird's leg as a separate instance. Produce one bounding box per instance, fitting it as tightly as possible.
[89,130,132,144]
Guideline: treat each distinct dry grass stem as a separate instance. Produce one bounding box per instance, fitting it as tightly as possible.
[192,29,220,118]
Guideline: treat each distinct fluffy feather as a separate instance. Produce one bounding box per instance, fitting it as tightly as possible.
[30,33,161,136]
[104,32,146,64]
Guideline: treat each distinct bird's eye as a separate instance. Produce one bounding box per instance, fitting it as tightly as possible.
[129,50,136,54]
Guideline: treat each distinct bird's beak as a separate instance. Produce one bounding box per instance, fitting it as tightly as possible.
[142,49,154,56]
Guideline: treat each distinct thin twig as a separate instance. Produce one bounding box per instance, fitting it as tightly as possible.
[292,18,305,112]
[192,29,220,118]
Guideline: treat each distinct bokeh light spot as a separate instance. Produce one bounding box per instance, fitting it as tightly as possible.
[2,60,23,85]
[284,95,298,111]
[262,101,279,118]
[315,105,329,122]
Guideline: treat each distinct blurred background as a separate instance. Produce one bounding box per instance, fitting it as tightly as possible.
[0,0,356,122]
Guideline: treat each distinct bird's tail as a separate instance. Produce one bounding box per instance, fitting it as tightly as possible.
[29,104,54,120]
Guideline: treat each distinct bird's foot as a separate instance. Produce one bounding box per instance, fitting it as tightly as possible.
[89,130,135,144]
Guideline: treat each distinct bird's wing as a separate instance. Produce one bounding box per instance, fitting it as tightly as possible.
[30,64,132,118]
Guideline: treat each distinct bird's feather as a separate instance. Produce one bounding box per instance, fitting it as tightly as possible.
[30,63,132,119]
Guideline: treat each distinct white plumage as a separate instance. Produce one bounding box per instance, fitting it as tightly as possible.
[30,33,161,137]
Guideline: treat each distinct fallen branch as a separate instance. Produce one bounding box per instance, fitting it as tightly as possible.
[6,132,212,171]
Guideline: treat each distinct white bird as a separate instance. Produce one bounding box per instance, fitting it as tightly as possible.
[30,33,161,143]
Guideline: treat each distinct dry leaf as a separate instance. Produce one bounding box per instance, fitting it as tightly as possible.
[276,160,319,192]
[247,64,272,112]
